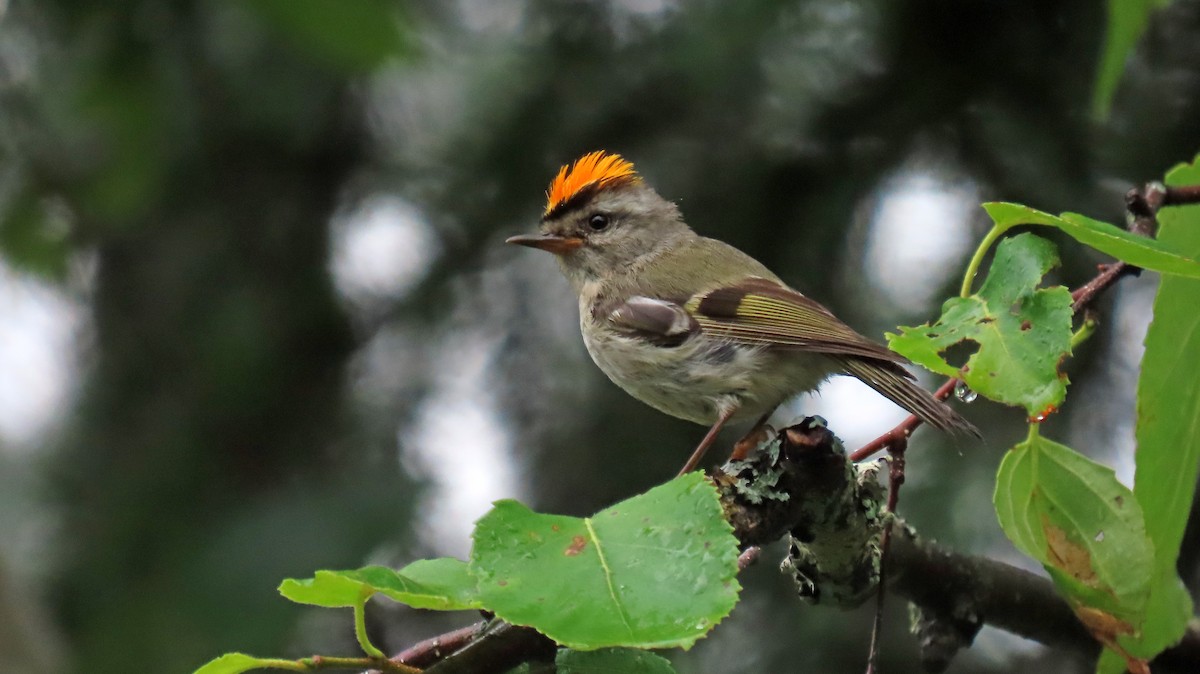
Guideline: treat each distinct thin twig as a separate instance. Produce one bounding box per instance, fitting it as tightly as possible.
[394,623,485,668]
[864,438,907,674]
[1162,184,1200,206]
[1070,262,1134,313]
[1068,183,1166,313]
[299,654,419,673]
[738,546,762,571]
[849,379,956,462]
[852,180,1183,464]
[422,622,556,674]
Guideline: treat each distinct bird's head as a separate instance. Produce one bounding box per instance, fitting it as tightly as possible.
[507,151,690,289]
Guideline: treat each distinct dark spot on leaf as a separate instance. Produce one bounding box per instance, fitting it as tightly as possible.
[979,317,996,324]
[1042,517,1098,586]
[1114,495,1124,507]
[551,525,560,532]
[1020,320,1032,331]
[1073,606,1138,670]
[928,332,940,338]
[498,580,508,587]
[703,541,711,548]
[565,535,588,556]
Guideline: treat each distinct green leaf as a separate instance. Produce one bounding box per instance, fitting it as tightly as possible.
[0,191,71,281]
[243,0,413,72]
[279,558,481,611]
[1092,0,1171,119]
[888,233,1073,416]
[994,435,1153,655]
[982,202,1200,278]
[556,647,677,673]
[1096,649,1129,674]
[278,570,362,607]
[77,62,171,224]
[1125,153,1200,660]
[192,652,275,674]
[470,473,740,651]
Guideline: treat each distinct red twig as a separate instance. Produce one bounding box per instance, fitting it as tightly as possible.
[1067,182,1168,314]
[1161,183,1200,207]
[849,379,957,462]
[738,546,762,571]
[851,180,1189,464]
[1070,262,1132,312]
[393,623,484,669]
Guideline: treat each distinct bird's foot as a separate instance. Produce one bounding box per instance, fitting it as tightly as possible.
[730,423,774,461]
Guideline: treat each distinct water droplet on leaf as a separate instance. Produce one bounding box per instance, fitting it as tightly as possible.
[954,380,978,403]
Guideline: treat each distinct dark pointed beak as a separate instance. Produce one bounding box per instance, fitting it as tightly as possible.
[505,233,584,255]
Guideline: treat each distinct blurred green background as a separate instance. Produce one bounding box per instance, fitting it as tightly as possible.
[0,1,1197,673]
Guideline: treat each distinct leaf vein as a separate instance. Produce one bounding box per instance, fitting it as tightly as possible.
[585,517,635,637]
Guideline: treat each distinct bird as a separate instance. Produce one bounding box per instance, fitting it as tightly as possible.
[507,151,976,474]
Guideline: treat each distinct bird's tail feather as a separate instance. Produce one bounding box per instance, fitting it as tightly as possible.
[841,359,980,438]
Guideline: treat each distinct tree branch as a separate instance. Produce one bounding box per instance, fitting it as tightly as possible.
[384,183,1200,671]
[757,421,1200,672]
[420,622,556,674]
[394,624,485,669]
[398,420,1199,673]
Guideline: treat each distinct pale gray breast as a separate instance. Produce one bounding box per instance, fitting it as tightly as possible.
[579,306,783,425]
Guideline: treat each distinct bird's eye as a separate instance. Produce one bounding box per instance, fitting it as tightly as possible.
[588,213,610,231]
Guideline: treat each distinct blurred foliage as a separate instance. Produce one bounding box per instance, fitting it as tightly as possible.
[2,0,418,671]
[0,0,1198,673]
[1093,0,1173,119]
[246,0,414,72]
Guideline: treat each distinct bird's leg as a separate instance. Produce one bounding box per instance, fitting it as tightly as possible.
[677,406,739,476]
[729,408,777,461]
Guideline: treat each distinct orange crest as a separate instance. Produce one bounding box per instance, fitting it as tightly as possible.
[544,151,639,216]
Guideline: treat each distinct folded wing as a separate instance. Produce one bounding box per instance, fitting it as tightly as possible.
[683,277,908,365]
